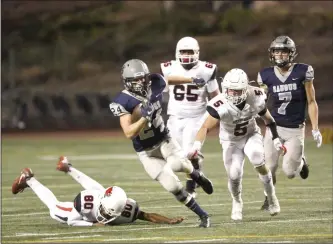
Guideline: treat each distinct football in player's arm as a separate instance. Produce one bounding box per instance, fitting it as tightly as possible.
[109,59,213,228]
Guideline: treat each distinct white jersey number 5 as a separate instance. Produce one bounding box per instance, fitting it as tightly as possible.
[277,92,292,115]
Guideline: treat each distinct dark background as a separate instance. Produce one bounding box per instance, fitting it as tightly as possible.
[1,0,332,132]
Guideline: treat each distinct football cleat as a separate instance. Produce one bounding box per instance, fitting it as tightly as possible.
[268,194,280,216]
[194,172,213,195]
[260,196,269,211]
[12,168,34,194]
[300,157,309,179]
[231,199,243,221]
[198,215,211,228]
[56,156,72,173]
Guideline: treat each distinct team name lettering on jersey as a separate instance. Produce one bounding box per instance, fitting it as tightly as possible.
[272,83,297,93]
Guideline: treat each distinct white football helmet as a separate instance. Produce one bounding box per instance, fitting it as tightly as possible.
[96,186,127,224]
[222,68,249,105]
[175,36,200,65]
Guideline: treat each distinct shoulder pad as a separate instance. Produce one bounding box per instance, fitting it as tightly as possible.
[207,94,227,119]
[296,63,314,81]
[160,60,175,76]
[259,67,274,84]
[248,86,266,111]
[109,102,128,117]
[112,91,141,115]
[199,61,217,81]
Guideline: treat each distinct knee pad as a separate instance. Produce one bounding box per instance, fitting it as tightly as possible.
[248,150,265,168]
[156,167,183,194]
[228,164,243,181]
[167,155,193,174]
[282,163,296,179]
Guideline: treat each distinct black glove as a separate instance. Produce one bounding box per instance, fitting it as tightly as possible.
[192,77,206,88]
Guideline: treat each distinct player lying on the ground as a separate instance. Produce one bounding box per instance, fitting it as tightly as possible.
[12,156,185,227]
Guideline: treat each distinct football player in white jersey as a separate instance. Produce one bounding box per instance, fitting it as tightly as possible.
[160,36,220,197]
[187,68,286,221]
[11,156,185,226]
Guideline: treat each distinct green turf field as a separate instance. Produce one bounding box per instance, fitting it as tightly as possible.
[2,135,332,243]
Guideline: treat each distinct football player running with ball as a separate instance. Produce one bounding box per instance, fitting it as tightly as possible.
[109,59,213,227]
[257,36,322,210]
[188,68,285,221]
[160,36,220,198]
[12,156,185,226]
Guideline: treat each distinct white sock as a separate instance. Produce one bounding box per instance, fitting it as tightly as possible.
[26,177,58,210]
[68,166,105,191]
[259,171,275,197]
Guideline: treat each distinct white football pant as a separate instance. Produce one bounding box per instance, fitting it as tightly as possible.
[264,126,305,179]
[137,137,194,193]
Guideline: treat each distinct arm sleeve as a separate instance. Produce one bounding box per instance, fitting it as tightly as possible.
[305,65,314,82]
[207,105,220,119]
[206,67,219,92]
[257,72,264,86]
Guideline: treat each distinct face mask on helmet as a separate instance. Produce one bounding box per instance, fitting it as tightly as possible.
[268,36,298,68]
[175,37,200,66]
[176,49,199,65]
[222,69,249,105]
[96,186,127,225]
[223,87,248,105]
[124,74,151,97]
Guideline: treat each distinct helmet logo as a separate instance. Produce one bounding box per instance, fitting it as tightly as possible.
[105,187,113,197]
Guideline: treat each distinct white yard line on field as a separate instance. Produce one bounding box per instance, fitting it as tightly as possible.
[164,239,227,243]
[43,235,101,240]
[3,217,332,239]
[3,197,332,217]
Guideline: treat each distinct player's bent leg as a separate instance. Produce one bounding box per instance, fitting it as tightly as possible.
[57,156,105,191]
[12,168,62,213]
[282,137,304,179]
[161,138,213,195]
[26,177,60,211]
[156,168,210,228]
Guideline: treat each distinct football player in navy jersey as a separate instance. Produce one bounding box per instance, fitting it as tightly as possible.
[257,36,322,210]
[109,59,213,227]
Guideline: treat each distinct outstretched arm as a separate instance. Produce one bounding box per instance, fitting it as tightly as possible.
[137,210,184,224]
[187,111,219,159]
[166,76,193,85]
